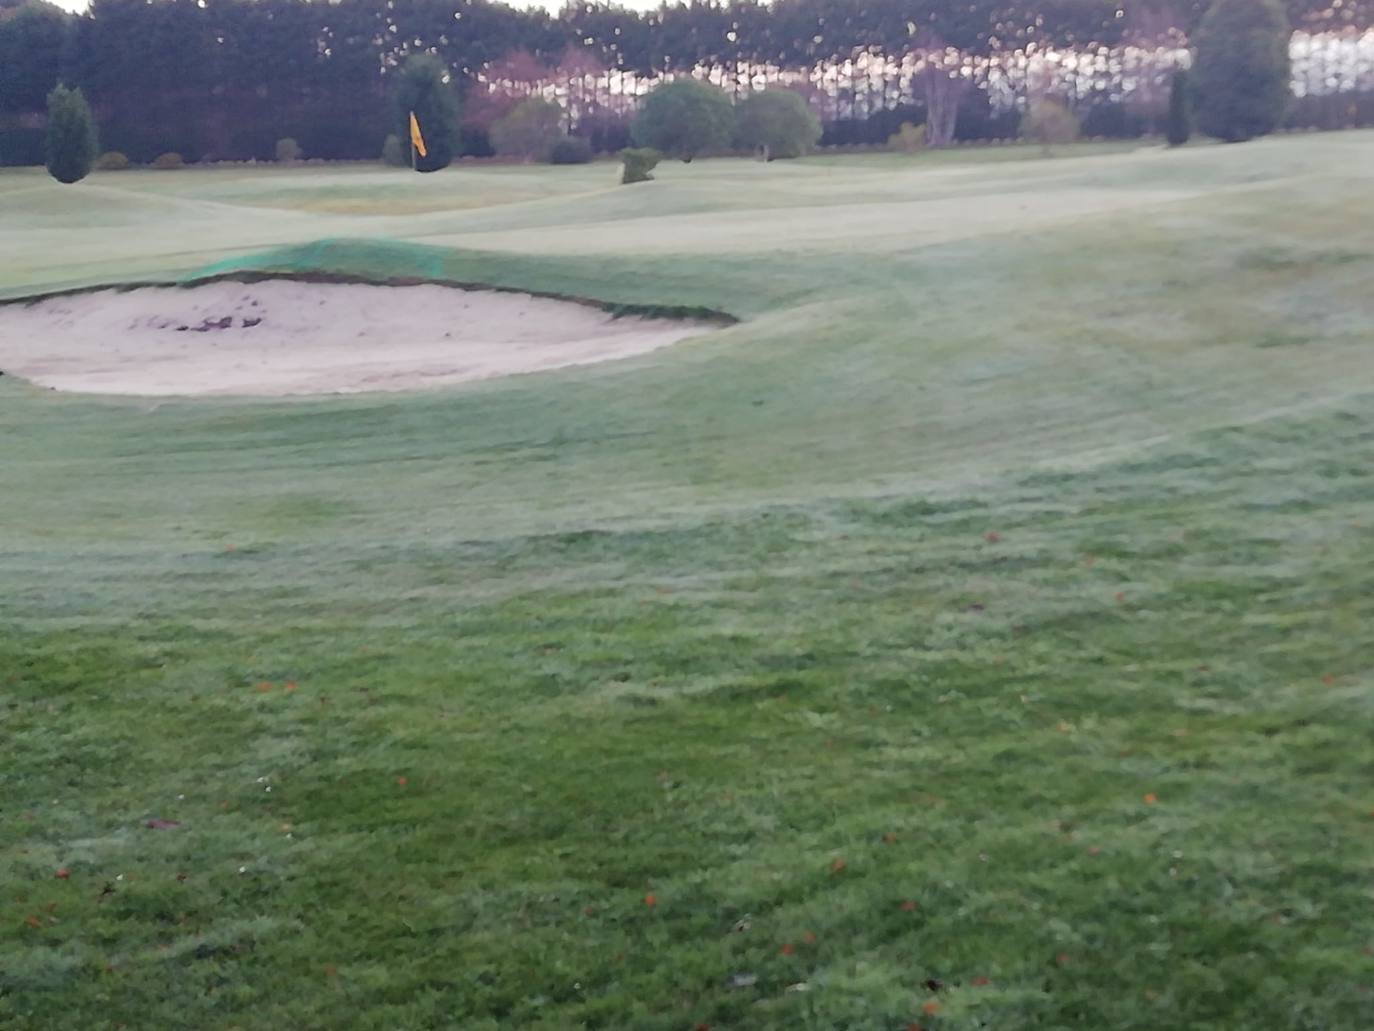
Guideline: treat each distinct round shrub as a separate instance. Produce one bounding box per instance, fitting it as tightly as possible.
[151,152,185,169]
[548,136,593,164]
[94,151,131,171]
[275,137,303,162]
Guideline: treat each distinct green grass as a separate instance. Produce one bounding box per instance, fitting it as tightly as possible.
[3,137,1374,1029]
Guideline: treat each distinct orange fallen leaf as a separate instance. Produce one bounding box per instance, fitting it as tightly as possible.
[284,681,298,693]
[780,943,794,956]
[583,906,596,917]
[54,869,69,880]
[255,682,272,693]
[1143,793,1158,805]
[882,832,897,844]
[900,900,917,912]
[1114,591,1126,603]
[830,857,847,873]
[1055,952,1070,966]
[984,531,1001,543]
[643,893,656,907]
[395,777,407,786]
[971,975,991,986]
[802,930,817,944]
[1322,675,1336,685]
[23,915,40,929]
[922,1000,941,1015]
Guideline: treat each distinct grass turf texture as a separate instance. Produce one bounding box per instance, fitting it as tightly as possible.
[3,136,1374,1029]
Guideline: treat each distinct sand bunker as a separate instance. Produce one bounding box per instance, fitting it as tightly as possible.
[0,280,711,397]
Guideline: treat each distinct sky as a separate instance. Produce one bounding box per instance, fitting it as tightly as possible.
[44,0,657,10]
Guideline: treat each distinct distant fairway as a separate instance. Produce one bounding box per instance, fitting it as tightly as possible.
[3,138,1374,1029]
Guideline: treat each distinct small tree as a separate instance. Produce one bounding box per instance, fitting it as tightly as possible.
[1166,70,1192,147]
[734,88,821,161]
[45,84,98,184]
[1022,97,1080,155]
[275,137,303,162]
[631,78,734,162]
[490,97,564,161]
[547,136,593,164]
[381,134,405,167]
[1192,0,1290,142]
[620,147,660,184]
[393,54,459,172]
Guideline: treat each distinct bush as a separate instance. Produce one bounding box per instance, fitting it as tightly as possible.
[393,53,459,173]
[94,150,131,171]
[734,88,821,160]
[490,97,565,161]
[1192,0,1290,142]
[1078,98,1148,139]
[1022,98,1080,154]
[275,137,303,162]
[887,122,926,153]
[381,134,406,167]
[45,85,98,185]
[620,147,660,184]
[548,136,593,164]
[1166,70,1192,147]
[151,152,185,169]
[631,78,734,162]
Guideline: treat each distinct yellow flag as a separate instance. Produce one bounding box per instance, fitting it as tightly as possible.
[409,111,427,159]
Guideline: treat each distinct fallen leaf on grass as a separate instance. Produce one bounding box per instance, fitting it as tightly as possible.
[900,900,918,912]
[395,777,407,786]
[284,681,297,693]
[255,682,272,693]
[54,869,69,880]
[780,943,794,956]
[882,832,898,844]
[922,1000,941,1015]
[1143,793,1158,806]
[830,858,847,873]
[802,930,817,944]
[1055,952,1070,966]
[971,975,991,986]
[23,915,40,929]
[984,531,1001,543]
[643,894,656,907]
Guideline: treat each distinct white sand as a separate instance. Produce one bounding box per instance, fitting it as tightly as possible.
[0,280,710,397]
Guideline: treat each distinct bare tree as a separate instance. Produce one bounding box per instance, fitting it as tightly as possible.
[914,37,971,148]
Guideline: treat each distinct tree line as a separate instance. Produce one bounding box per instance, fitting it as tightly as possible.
[2,0,1372,165]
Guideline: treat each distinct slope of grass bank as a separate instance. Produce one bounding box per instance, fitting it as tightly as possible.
[3,136,1373,1029]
